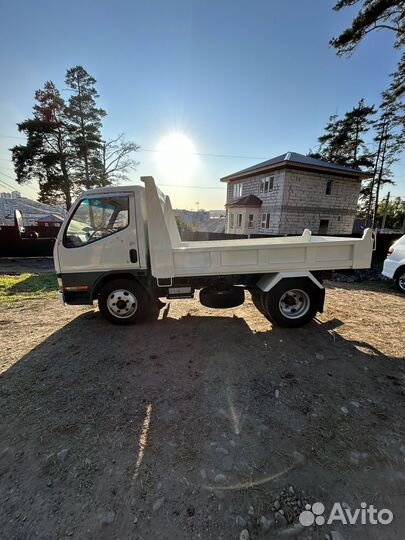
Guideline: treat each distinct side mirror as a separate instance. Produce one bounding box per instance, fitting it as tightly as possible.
[14,209,25,236]
[15,209,39,240]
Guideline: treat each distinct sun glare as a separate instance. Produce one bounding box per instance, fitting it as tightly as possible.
[156,132,198,177]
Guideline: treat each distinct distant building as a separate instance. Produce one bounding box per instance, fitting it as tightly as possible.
[197,217,226,234]
[0,192,66,226]
[221,152,371,235]
[37,214,64,228]
[174,209,210,230]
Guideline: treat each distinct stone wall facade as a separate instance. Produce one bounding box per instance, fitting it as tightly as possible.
[225,168,361,235]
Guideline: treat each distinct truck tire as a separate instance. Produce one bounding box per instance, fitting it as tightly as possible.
[98,279,149,325]
[262,278,320,328]
[251,290,266,315]
[199,286,244,308]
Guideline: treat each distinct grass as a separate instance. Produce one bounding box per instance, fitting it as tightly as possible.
[0,273,58,306]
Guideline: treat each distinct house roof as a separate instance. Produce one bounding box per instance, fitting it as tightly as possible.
[220,152,372,182]
[228,194,262,207]
[37,213,64,223]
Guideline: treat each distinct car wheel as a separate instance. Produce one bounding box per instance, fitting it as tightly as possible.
[98,279,149,325]
[262,278,320,328]
[396,269,405,294]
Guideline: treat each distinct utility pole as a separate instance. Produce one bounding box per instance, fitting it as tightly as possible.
[381,191,390,230]
[196,201,200,231]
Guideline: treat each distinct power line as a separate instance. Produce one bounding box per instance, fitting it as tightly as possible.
[0,134,25,140]
[0,165,15,172]
[0,177,18,191]
[0,133,266,161]
[0,170,18,182]
[158,183,225,190]
[0,180,19,194]
[139,148,267,160]
[0,173,38,198]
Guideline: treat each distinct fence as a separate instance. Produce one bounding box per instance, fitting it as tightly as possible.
[0,226,56,257]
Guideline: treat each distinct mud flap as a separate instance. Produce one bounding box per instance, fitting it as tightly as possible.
[317,287,326,313]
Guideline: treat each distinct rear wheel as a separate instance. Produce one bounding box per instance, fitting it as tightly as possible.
[98,279,149,325]
[395,269,405,294]
[262,278,321,328]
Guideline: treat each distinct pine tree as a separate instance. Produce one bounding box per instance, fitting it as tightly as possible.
[11,82,75,209]
[330,0,405,56]
[369,102,402,225]
[374,196,405,229]
[11,67,140,207]
[311,100,376,168]
[343,99,376,168]
[64,66,106,188]
[315,115,351,164]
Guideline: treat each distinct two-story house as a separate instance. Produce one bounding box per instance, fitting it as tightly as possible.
[221,152,371,235]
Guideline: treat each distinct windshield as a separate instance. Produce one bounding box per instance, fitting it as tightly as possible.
[64,196,129,248]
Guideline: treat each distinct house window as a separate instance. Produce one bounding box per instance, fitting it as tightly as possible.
[229,213,234,229]
[261,213,270,229]
[232,183,242,198]
[260,176,274,193]
[326,180,332,195]
[237,213,242,228]
[248,214,254,228]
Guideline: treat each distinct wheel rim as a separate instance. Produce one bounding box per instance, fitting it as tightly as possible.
[279,289,310,319]
[107,289,138,319]
[399,273,405,292]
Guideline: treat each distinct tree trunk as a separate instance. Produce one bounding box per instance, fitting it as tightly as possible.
[77,81,90,186]
[372,129,389,229]
[353,119,359,163]
[366,121,385,223]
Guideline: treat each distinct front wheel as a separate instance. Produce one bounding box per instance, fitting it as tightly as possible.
[98,279,149,325]
[262,278,322,328]
[396,269,405,294]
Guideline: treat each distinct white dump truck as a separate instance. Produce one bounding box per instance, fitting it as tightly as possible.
[54,176,374,327]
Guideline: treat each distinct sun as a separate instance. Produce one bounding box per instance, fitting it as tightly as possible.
[156,132,198,177]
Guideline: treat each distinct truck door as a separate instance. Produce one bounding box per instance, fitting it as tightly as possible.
[57,192,140,273]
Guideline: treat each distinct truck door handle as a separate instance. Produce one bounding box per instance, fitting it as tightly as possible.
[129,249,138,263]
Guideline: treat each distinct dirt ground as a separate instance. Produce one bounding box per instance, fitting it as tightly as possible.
[0,282,404,540]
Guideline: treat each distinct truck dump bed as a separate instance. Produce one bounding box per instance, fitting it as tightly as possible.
[142,177,374,279]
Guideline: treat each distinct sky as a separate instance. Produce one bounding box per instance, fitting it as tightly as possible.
[0,0,404,210]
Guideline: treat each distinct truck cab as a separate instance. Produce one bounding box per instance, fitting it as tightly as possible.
[54,186,149,304]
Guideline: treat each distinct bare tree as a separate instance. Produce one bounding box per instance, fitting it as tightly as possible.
[99,134,140,185]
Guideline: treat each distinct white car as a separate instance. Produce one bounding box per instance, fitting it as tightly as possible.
[383,234,405,293]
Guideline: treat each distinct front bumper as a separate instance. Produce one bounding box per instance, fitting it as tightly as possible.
[58,288,92,306]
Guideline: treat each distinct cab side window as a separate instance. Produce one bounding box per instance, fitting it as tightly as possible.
[64,196,129,248]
